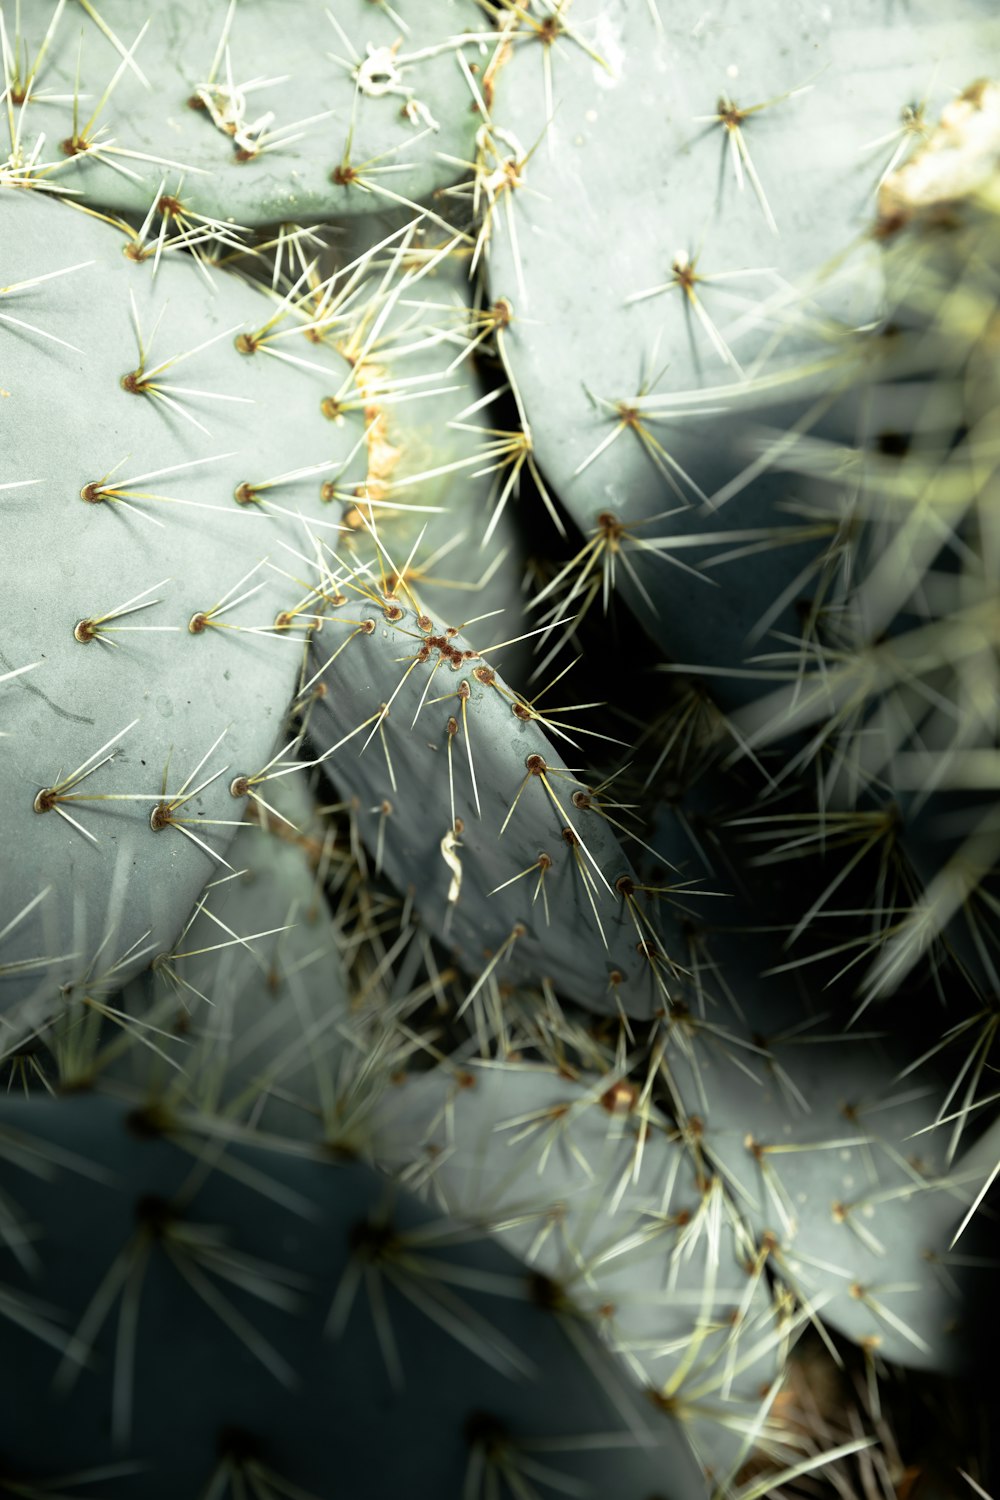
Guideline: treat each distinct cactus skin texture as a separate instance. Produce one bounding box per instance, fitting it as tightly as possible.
[2,3,1000,1499]
[0,186,502,1046]
[304,590,668,1015]
[1,0,490,225]
[0,1091,706,1500]
[483,0,1000,1000]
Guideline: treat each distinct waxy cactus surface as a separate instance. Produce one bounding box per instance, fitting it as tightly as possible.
[1,3,999,1498]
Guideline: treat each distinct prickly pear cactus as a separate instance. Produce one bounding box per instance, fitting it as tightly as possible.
[0,1090,712,1499]
[303,586,670,1015]
[483,0,1000,691]
[0,183,505,1043]
[2,4,999,1498]
[3,186,329,1037]
[1,0,491,224]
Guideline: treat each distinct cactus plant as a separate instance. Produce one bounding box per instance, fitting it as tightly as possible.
[0,0,492,223]
[2,3,999,1498]
[480,1,1000,1005]
[0,177,515,1045]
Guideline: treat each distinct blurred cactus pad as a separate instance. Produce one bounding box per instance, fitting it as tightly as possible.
[1,2,1000,1498]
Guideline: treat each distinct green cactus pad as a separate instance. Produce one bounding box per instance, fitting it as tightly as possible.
[482,0,999,693]
[2,0,492,227]
[0,1090,705,1498]
[302,587,672,1015]
[0,187,489,1041]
